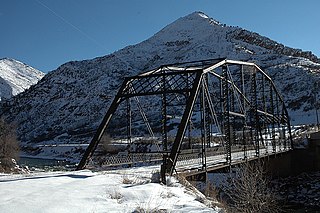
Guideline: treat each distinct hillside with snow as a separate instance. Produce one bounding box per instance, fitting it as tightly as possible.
[0,58,44,101]
[0,12,319,160]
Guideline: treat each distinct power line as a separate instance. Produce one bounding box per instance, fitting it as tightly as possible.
[35,0,106,52]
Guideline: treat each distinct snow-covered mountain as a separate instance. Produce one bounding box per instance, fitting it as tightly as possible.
[1,12,319,160]
[0,58,44,101]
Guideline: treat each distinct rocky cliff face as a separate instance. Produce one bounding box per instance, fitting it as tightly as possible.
[1,12,319,160]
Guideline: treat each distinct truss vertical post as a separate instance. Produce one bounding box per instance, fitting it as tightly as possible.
[241,65,248,159]
[126,98,132,145]
[222,65,232,165]
[219,77,224,148]
[188,119,192,149]
[204,77,211,149]
[280,109,285,150]
[275,93,281,151]
[282,123,287,150]
[200,84,206,170]
[284,106,293,149]
[262,76,266,112]
[230,90,236,146]
[261,76,267,152]
[161,70,168,184]
[258,76,266,151]
[270,85,276,153]
[187,73,192,149]
[241,65,246,112]
[251,70,260,157]
[281,102,293,149]
[200,81,209,171]
[266,120,271,154]
[162,71,168,152]
[242,126,247,159]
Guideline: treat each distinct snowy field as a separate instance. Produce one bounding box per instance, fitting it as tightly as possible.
[0,166,220,213]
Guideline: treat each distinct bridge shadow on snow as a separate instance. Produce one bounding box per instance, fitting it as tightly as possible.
[0,173,93,183]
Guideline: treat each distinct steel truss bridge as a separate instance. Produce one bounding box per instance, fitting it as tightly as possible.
[77,58,293,180]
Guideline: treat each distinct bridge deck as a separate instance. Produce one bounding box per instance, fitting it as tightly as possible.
[175,146,290,176]
[95,145,290,176]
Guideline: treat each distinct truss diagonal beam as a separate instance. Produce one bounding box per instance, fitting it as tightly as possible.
[167,71,203,174]
[77,79,130,170]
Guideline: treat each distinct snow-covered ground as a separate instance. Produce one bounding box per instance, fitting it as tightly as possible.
[0,166,221,213]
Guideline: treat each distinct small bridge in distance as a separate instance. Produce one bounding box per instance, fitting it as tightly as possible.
[76,58,293,182]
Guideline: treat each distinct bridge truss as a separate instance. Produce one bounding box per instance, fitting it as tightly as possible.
[76,58,293,178]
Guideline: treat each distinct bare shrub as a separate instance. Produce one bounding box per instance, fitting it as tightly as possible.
[122,175,135,184]
[173,174,190,188]
[204,182,219,200]
[174,174,215,208]
[109,189,123,204]
[222,161,281,213]
[122,173,151,186]
[132,206,167,213]
[0,118,19,172]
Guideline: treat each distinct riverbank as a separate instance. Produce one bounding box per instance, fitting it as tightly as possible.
[18,156,75,171]
[271,171,320,212]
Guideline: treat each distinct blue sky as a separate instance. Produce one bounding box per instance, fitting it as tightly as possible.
[0,0,319,73]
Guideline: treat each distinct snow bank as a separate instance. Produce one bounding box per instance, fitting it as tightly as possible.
[0,166,221,213]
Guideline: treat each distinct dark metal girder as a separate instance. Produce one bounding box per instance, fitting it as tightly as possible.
[119,89,192,98]
[122,73,196,97]
[229,111,246,118]
[222,65,232,165]
[129,69,198,80]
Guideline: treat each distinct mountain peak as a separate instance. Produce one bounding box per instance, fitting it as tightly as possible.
[0,57,38,69]
[149,11,226,47]
[184,11,223,26]
[0,57,18,64]
[0,58,44,100]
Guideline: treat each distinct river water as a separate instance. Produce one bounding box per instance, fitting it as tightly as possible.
[18,157,75,171]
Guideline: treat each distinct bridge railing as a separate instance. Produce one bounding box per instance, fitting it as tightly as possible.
[93,152,162,168]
